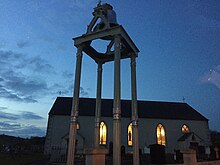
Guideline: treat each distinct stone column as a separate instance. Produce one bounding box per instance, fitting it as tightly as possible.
[130,54,140,165]
[113,35,121,165]
[67,46,83,165]
[94,62,103,148]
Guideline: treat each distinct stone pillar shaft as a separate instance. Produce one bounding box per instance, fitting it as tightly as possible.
[94,62,103,148]
[131,55,140,165]
[67,46,83,165]
[113,35,121,165]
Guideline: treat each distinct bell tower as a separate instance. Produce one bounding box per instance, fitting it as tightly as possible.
[67,3,140,165]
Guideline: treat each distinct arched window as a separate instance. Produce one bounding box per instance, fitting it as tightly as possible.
[157,124,166,146]
[128,122,132,146]
[76,123,80,130]
[181,124,190,133]
[100,121,107,145]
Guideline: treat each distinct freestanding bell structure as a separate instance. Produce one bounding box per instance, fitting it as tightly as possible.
[67,3,140,165]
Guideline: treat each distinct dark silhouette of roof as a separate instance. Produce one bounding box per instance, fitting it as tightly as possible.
[49,97,208,121]
[177,132,204,142]
[178,133,193,141]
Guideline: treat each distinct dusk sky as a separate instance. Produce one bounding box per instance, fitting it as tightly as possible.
[0,0,220,137]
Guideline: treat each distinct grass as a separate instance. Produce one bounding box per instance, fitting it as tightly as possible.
[0,152,46,165]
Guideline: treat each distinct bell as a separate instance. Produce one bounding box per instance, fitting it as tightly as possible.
[91,3,118,35]
[106,6,118,26]
[104,4,118,27]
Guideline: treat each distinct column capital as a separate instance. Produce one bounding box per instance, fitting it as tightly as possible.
[132,120,138,126]
[71,116,77,123]
[76,46,83,57]
[130,58,136,67]
[97,63,103,72]
[130,53,137,65]
[95,121,100,127]
[114,35,121,49]
[113,113,121,120]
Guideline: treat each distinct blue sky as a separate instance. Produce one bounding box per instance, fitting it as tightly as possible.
[0,0,220,137]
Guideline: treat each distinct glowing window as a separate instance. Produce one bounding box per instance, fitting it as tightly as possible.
[182,124,189,133]
[128,122,132,146]
[157,124,166,146]
[76,123,80,130]
[100,121,107,145]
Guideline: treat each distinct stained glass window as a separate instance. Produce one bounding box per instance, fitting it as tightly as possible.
[157,124,166,146]
[128,122,132,146]
[100,121,107,145]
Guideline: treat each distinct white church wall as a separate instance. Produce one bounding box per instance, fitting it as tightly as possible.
[77,116,95,147]
[50,115,70,146]
[138,118,210,153]
[45,114,210,155]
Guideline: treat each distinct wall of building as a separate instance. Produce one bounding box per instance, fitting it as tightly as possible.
[44,114,211,155]
[138,118,211,153]
[44,115,71,154]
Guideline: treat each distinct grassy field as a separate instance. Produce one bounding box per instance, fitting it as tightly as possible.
[0,152,47,165]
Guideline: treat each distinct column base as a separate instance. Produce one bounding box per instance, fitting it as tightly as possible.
[84,148,108,165]
[181,149,197,165]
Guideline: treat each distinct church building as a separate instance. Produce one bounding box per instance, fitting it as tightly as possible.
[44,97,211,161]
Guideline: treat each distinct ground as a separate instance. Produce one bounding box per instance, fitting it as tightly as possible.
[0,153,48,165]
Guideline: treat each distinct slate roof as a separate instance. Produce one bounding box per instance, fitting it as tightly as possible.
[49,97,208,121]
[177,133,193,141]
[177,132,204,142]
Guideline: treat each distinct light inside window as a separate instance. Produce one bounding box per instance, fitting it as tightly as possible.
[182,124,189,133]
[128,122,132,146]
[100,121,107,145]
[157,124,166,146]
[76,123,80,130]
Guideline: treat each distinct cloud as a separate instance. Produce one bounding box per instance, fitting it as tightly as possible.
[0,50,23,64]
[0,110,44,137]
[0,106,7,110]
[0,110,20,120]
[0,69,45,103]
[0,50,54,74]
[22,96,38,103]
[80,86,89,97]
[21,111,44,120]
[27,56,55,74]
[0,121,21,130]
[0,121,45,137]
[200,65,220,89]
[3,70,47,95]
[56,71,90,97]
[49,71,73,96]
[0,39,6,48]
[0,50,57,103]
[15,55,55,74]
[62,71,73,79]
[14,125,45,137]
[17,40,31,48]
[0,110,43,120]
[0,86,37,103]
